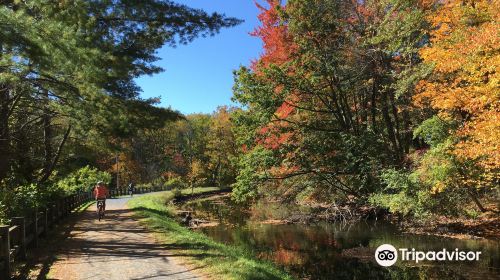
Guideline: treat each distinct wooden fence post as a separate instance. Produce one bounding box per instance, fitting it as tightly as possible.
[50,204,56,226]
[33,211,39,248]
[60,199,66,218]
[65,197,70,215]
[1,225,11,279]
[11,217,26,260]
[61,199,65,217]
[57,200,62,220]
[41,209,48,238]
[64,197,69,215]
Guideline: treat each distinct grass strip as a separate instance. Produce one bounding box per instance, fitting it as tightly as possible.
[72,200,95,214]
[128,188,294,280]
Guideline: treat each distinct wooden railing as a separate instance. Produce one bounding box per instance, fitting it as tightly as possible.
[108,185,168,197]
[0,185,168,279]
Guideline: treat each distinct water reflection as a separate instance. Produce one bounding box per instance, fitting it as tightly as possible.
[181,195,500,280]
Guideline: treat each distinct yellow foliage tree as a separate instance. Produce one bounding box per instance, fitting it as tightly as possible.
[416,0,499,178]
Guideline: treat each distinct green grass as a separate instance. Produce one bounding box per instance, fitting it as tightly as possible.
[72,200,95,214]
[128,188,294,280]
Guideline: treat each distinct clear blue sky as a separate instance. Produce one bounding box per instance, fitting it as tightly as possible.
[135,0,264,115]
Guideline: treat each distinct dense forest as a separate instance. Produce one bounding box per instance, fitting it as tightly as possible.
[0,0,241,221]
[230,0,499,222]
[1,0,498,228]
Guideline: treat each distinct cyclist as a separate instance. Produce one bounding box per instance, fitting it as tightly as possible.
[128,182,135,197]
[93,181,109,214]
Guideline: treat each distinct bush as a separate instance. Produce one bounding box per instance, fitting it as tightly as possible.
[172,188,182,198]
[151,177,165,188]
[232,146,275,203]
[136,182,152,191]
[0,183,63,222]
[370,162,470,219]
[56,166,111,194]
[164,177,187,190]
[0,184,34,223]
[413,116,453,147]
[0,166,111,223]
[369,169,429,218]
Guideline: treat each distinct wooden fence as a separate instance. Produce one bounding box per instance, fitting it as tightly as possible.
[108,185,168,197]
[0,185,168,279]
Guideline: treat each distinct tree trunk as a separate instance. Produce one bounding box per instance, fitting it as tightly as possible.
[468,189,487,213]
[381,90,400,163]
[38,125,71,183]
[370,79,378,133]
[361,91,369,130]
[42,90,53,175]
[389,92,403,156]
[402,110,411,154]
[0,84,11,182]
[14,113,34,182]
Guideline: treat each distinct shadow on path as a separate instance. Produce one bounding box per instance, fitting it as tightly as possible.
[41,197,204,280]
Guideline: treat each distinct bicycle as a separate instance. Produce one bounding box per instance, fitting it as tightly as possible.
[96,199,105,221]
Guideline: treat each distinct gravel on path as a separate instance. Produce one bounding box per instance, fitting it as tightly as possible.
[47,195,203,280]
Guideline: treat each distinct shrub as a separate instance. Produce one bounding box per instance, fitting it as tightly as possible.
[164,177,187,190]
[151,177,165,188]
[56,166,111,194]
[371,163,469,219]
[369,169,428,218]
[172,188,182,198]
[0,183,61,222]
[413,116,454,147]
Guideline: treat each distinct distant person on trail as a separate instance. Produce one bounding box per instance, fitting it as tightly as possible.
[182,212,192,226]
[128,182,135,197]
[94,181,109,212]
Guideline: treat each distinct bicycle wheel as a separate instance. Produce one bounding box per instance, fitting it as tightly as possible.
[97,201,104,221]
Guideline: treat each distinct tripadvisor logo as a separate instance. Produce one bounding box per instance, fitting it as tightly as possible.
[374,244,482,267]
[375,244,398,266]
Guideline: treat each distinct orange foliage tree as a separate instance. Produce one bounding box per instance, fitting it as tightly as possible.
[251,0,296,70]
[416,0,499,179]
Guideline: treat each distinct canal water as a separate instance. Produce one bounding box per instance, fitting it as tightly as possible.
[180,194,500,280]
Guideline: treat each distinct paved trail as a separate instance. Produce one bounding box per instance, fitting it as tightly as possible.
[48,195,202,280]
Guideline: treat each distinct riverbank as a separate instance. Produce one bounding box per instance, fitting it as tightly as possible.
[181,192,499,240]
[175,191,500,280]
[397,211,500,240]
[127,188,294,280]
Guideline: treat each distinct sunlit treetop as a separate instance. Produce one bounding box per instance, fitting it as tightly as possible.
[415,0,499,172]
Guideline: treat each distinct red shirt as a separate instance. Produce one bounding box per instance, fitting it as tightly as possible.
[94,185,109,199]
